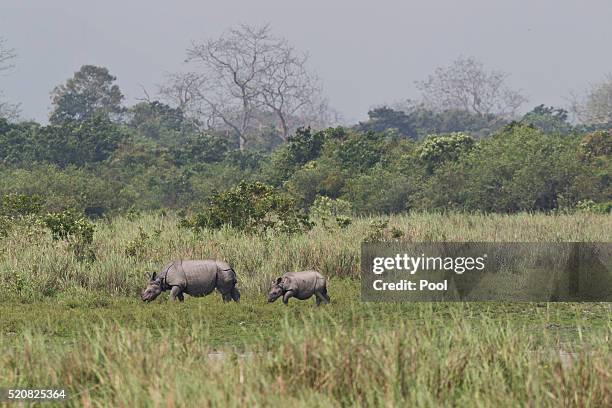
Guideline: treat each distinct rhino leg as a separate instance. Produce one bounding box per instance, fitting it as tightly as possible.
[169,286,184,302]
[282,290,295,305]
[315,288,330,305]
[231,287,241,302]
[321,287,330,303]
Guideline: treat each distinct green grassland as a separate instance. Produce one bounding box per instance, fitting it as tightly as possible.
[1,213,611,406]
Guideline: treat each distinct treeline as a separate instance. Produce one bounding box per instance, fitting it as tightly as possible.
[0,104,610,217]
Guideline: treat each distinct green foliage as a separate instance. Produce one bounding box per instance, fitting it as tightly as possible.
[407,107,503,138]
[357,106,504,140]
[417,132,475,173]
[285,159,345,208]
[330,130,387,173]
[0,193,43,217]
[0,115,124,168]
[0,165,129,215]
[0,215,10,238]
[576,199,612,214]
[521,105,574,135]
[262,127,328,186]
[127,101,193,142]
[125,226,161,258]
[0,193,44,238]
[579,129,612,160]
[1,109,610,216]
[357,107,417,139]
[310,195,352,229]
[419,125,586,212]
[286,127,327,165]
[181,181,312,234]
[172,133,233,167]
[364,218,389,242]
[344,165,414,214]
[43,210,94,242]
[43,115,125,167]
[43,210,96,262]
[50,65,124,125]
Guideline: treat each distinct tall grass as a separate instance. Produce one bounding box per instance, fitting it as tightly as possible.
[0,212,610,300]
[1,213,610,406]
[2,311,609,407]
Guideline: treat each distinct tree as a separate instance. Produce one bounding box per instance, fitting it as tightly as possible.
[415,56,527,119]
[256,40,328,141]
[356,107,418,139]
[417,132,475,173]
[521,105,573,135]
[570,74,612,127]
[44,115,125,166]
[0,37,19,120]
[183,24,274,149]
[127,101,194,143]
[50,65,124,124]
[164,24,330,148]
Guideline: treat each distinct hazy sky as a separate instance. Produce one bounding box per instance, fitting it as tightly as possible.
[2,0,611,123]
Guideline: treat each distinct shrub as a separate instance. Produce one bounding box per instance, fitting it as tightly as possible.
[576,199,612,214]
[310,195,352,229]
[417,132,475,173]
[43,210,96,262]
[125,226,161,258]
[180,181,312,234]
[0,193,43,218]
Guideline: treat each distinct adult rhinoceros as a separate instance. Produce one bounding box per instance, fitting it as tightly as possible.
[141,259,240,303]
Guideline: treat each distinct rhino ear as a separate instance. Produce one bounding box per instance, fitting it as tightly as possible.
[275,277,282,285]
[151,271,157,281]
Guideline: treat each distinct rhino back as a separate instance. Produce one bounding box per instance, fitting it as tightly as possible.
[177,260,218,296]
[164,261,187,287]
[284,270,325,299]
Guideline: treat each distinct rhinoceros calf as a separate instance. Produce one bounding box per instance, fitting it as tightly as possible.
[141,259,240,303]
[268,270,330,306]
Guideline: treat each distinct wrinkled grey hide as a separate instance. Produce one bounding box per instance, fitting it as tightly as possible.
[268,270,330,306]
[141,259,240,303]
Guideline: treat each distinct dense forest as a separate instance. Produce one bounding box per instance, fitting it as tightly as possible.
[0,27,610,223]
[1,103,609,218]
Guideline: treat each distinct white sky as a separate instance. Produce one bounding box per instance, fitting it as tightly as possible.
[1,0,611,123]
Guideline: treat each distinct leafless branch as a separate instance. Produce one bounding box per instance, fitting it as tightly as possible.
[569,74,612,126]
[161,24,334,148]
[415,56,527,119]
[0,37,19,119]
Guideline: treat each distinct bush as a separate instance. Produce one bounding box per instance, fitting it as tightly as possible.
[43,210,96,262]
[125,226,161,259]
[417,132,475,173]
[180,181,312,234]
[310,195,352,229]
[0,193,43,218]
[576,199,612,214]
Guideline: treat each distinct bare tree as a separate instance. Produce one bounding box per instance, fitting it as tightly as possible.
[0,37,19,120]
[183,24,279,149]
[570,74,612,126]
[257,43,329,141]
[162,24,332,148]
[415,56,527,119]
[158,72,212,128]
